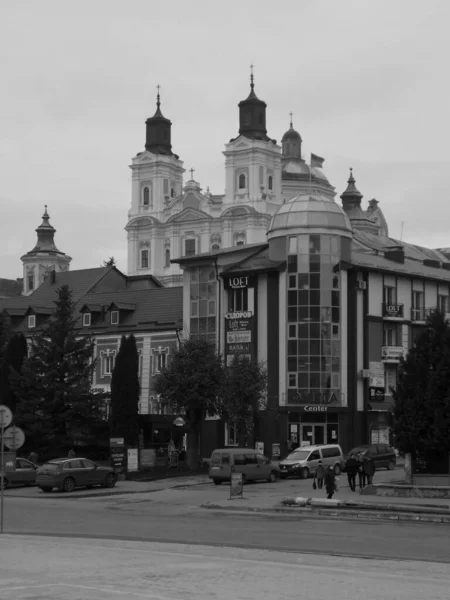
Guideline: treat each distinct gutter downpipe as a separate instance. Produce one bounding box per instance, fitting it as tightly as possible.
[214,255,221,355]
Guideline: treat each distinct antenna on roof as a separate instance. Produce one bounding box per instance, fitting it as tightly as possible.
[400,221,404,241]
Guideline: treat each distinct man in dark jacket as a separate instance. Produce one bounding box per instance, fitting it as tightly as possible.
[324,465,336,499]
[363,455,376,485]
[345,454,358,492]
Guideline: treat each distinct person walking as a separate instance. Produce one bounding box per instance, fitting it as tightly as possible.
[28,451,39,465]
[363,455,376,486]
[68,448,76,458]
[324,465,336,499]
[357,454,366,490]
[345,453,358,492]
[313,460,325,490]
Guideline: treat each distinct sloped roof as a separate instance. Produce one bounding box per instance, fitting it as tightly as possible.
[0,278,22,298]
[349,251,450,281]
[353,230,447,263]
[222,245,285,275]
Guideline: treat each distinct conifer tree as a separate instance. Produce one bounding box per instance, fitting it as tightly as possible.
[0,332,28,412]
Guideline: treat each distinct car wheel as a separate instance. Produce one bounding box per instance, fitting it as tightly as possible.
[388,460,395,470]
[334,464,341,476]
[213,479,222,486]
[268,471,277,483]
[0,477,9,490]
[40,487,52,493]
[104,473,116,488]
[62,477,75,493]
[300,468,309,480]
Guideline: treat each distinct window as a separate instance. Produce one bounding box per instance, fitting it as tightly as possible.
[143,187,150,206]
[385,366,397,395]
[28,315,36,329]
[27,274,34,291]
[259,165,264,186]
[152,348,169,374]
[165,248,171,267]
[238,174,246,189]
[111,311,119,325]
[141,249,149,268]
[221,453,230,465]
[82,313,91,327]
[308,451,320,461]
[225,423,237,446]
[228,287,248,312]
[412,290,424,320]
[384,326,397,346]
[384,285,396,305]
[321,447,340,458]
[234,453,245,466]
[103,354,115,376]
[288,373,297,387]
[163,178,169,195]
[244,453,257,465]
[185,239,196,257]
[268,175,273,190]
[81,459,96,469]
[171,188,175,198]
[438,294,448,313]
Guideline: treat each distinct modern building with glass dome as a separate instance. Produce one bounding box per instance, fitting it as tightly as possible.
[176,174,450,459]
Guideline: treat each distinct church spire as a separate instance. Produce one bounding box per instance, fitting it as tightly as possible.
[145,85,173,155]
[238,65,269,141]
[340,168,363,211]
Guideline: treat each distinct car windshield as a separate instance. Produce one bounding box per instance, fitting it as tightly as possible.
[286,450,310,461]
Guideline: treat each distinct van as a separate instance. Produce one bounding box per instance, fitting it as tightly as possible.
[278,444,344,479]
[346,444,396,471]
[208,448,280,485]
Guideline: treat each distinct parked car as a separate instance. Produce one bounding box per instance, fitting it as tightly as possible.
[208,448,280,485]
[0,457,38,489]
[279,444,344,479]
[36,458,117,493]
[346,444,396,470]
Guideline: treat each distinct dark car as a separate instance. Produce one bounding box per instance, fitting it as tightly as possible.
[36,458,116,493]
[0,457,38,489]
[346,444,396,470]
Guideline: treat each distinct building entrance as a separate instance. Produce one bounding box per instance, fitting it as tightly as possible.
[287,412,339,450]
[301,424,325,445]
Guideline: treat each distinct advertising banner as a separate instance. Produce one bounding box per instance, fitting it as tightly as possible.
[127,448,139,472]
[225,311,255,366]
[229,472,244,499]
[110,437,126,480]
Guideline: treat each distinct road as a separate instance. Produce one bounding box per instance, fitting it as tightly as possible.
[1,535,450,600]
[2,491,450,563]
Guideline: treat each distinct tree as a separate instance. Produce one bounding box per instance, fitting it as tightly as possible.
[110,334,140,446]
[218,355,267,447]
[102,257,116,267]
[392,310,450,469]
[155,338,224,469]
[13,285,108,455]
[0,332,28,413]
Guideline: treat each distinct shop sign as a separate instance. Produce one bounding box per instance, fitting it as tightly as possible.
[383,303,404,318]
[303,405,328,412]
[110,437,126,477]
[225,276,255,290]
[225,312,255,365]
[127,448,139,472]
[369,361,385,387]
[295,391,340,406]
[369,387,385,401]
[381,346,404,360]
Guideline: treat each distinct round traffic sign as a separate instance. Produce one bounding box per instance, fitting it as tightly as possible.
[0,405,13,428]
[2,426,25,450]
[173,417,185,427]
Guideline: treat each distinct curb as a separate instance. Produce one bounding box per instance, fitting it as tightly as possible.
[200,502,450,524]
[281,496,450,514]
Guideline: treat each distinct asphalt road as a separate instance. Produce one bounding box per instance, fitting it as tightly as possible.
[2,493,450,563]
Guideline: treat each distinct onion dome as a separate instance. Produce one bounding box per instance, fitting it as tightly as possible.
[282,114,302,160]
[145,86,173,156]
[238,66,270,141]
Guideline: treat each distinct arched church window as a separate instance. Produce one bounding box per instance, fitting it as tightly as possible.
[143,187,150,206]
[141,249,149,269]
[165,248,171,267]
[171,188,175,198]
[238,174,246,189]
[268,175,273,190]
[27,273,34,291]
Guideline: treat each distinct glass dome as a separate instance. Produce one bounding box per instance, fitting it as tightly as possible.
[268,194,352,239]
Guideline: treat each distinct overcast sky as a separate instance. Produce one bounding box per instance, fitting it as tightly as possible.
[1,0,449,279]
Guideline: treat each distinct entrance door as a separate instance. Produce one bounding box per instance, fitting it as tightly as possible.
[301,424,326,445]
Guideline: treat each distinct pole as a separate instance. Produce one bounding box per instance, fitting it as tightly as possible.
[1,421,4,534]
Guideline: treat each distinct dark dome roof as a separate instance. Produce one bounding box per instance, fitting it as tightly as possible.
[281,126,302,143]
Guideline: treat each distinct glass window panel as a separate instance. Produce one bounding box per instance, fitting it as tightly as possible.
[288,237,297,254]
[191,269,199,283]
[208,300,216,316]
[288,290,297,305]
[199,300,207,317]
[321,307,331,322]
[309,235,321,253]
[320,323,331,339]
[208,283,216,296]
[290,212,308,226]
[190,319,199,334]
[298,306,309,321]
[309,373,321,388]
[330,237,340,255]
[310,290,320,306]
[310,323,321,338]
[297,322,308,339]
[198,318,208,334]
[288,357,297,371]
[288,307,297,322]
[332,357,340,371]
[310,306,320,321]
[297,236,309,254]
[309,340,321,355]
[320,236,331,254]
[207,317,216,333]
[298,374,309,388]
[288,255,297,273]
[332,307,340,322]
[310,274,320,289]
[331,341,340,355]
[297,254,309,273]
[288,373,297,387]
[309,256,321,272]
[199,268,209,282]
[310,357,322,371]
[332,275,340,289]
[288,274,297,289]
[298,340,309,355]
[191,302,198,317]
[208,268,216,281]
[199,283,208,298]
[298,290,309,305]
[190,283,199,300]
[297,274,309,289]
[321,289,332,306]
[288,324,296,338]
[332,291,340,306]
[288,340,297,355]
[321,373,332,389]
[322,340,332,355]
[297,359,309,372]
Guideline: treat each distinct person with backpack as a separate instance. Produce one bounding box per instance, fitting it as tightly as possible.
[324,465,336,499]
[313,460,325,490]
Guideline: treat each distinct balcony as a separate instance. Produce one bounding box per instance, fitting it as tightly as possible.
[382,303,404,319]
[381,345,405,362]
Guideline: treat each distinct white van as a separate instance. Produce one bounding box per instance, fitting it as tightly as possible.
[278,444,344,479]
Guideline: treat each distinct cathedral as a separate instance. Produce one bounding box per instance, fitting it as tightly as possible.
[124,72,387,287]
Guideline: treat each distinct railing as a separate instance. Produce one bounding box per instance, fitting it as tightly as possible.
[411,307,433,322]
[382,303,404,318]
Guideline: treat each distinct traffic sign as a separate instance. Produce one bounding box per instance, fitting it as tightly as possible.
[2,426,25,450]
[0,406,12,428]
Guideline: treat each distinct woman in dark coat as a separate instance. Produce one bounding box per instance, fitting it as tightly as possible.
[363,455,376,485]
[357,454,366,490]
[324,465,336,499]
[345,454,358,492]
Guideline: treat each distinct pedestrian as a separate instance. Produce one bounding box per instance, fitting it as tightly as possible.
[357,454,366,490]
[313,460,325,490]
[324,465,336,500]
[363,455,376,486]
[28,451,39,465]
[345,453,358,492]
[68,448,76,458]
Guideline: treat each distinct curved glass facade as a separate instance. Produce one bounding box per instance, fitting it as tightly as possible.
[286,233,342,406]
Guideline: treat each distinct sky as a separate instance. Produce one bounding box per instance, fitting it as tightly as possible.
[1,0,449,279]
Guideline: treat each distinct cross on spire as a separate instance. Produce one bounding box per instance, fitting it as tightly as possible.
[189,168,195,180]
[250,63,254,89]
[289,112,293,128]
[156,84,160,107]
